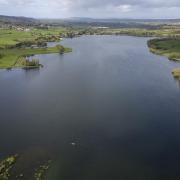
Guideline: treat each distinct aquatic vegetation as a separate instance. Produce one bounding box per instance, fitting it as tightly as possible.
[34,160,52,180]
[8,147,54,179]
[0,154,18,180]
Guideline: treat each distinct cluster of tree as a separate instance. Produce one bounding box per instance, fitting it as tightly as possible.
[36,41,47,47]
[36,35,61,42]
[64,32,77,38]
[22,58,40,67]
[56,45,65,54]
[6,40,47,49]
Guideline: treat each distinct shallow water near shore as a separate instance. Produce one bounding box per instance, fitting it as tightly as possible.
[0,35,180,179]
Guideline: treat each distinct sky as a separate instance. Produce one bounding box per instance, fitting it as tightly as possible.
[0,0,180,19]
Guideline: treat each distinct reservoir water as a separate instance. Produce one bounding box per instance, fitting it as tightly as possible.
[0,36,180,179]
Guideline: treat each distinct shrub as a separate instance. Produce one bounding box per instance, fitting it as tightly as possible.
[0,53,4,59]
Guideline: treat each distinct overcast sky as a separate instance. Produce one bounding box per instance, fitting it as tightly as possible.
[0,0,180,19]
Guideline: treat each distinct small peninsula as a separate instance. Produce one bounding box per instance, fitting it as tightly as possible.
[0,29,72,69]
[148,38,180,80]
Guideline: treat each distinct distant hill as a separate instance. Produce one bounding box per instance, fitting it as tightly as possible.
[39,17,180,29]
[1,15,180,28]
[66,17,180,26]
[0,15,38,25]
[68,17,180,24]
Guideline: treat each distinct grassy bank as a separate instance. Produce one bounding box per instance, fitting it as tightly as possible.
[148,38,180,80]
[148,38,180,61]
[0,47,72,69]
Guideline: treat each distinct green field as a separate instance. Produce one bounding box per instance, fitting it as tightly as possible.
[0,30,33,48]
[0,28,68,48]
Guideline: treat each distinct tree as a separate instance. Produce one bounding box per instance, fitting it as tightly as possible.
[56,45,65,54]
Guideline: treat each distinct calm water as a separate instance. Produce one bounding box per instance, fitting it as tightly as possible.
[1,36,180,179]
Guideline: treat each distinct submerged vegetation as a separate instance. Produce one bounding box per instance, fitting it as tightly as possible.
[0,147,55,179]
[0,154,18,180]
[34,160,52,180]
[0,154,52,180]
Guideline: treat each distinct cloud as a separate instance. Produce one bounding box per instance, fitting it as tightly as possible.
[116,5,132,12]
[0,0,180,18]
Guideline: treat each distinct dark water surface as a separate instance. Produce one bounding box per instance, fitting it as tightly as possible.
[1,36,180,179]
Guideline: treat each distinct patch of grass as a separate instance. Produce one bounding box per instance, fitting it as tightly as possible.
[0,28,68,49]
[0,30,33,48]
